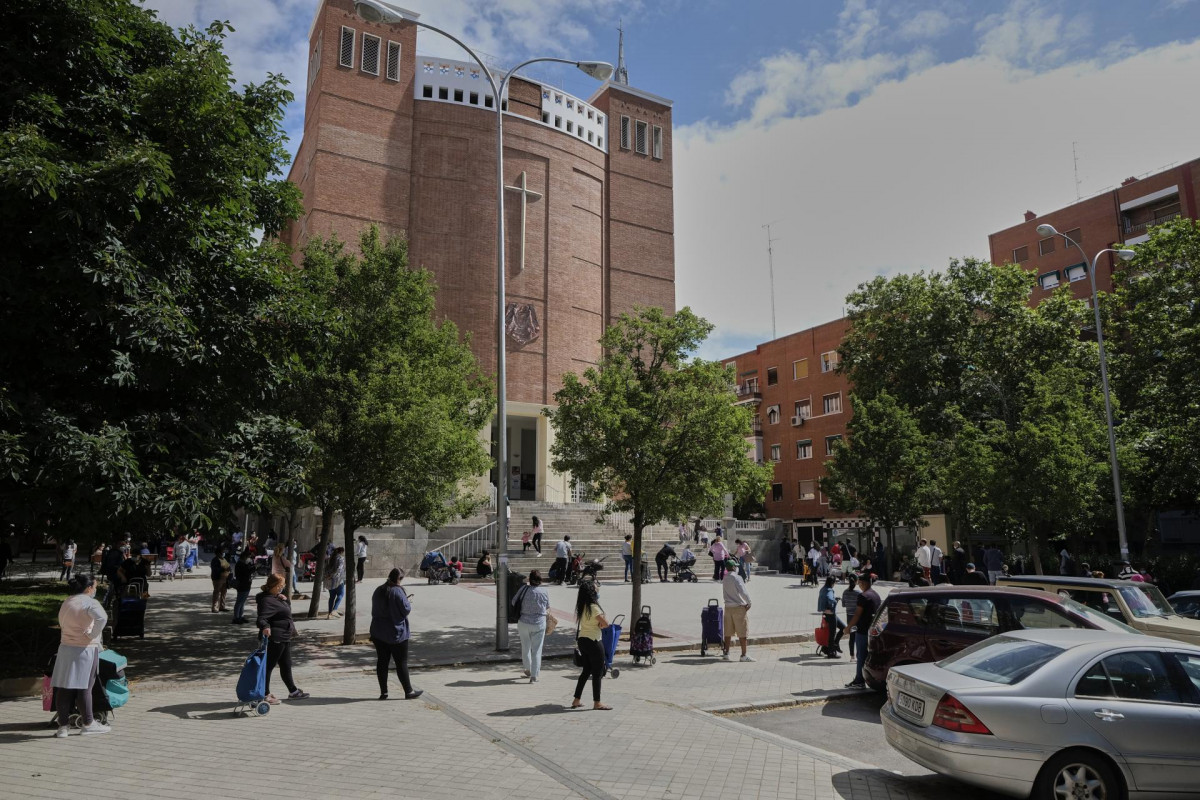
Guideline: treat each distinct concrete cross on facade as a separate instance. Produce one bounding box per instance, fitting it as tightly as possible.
[504,171,542,273]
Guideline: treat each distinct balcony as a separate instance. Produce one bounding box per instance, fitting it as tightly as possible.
[733,381,762,406]
[749,418,763,435]
[1123,209,1180,237]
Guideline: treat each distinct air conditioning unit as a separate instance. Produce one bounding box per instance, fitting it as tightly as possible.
[790,415,805,427]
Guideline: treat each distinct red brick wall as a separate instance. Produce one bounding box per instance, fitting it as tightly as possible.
[724,318,854,521]
[283,2,677,405]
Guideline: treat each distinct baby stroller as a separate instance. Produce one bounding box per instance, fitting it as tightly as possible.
[159,560,180,581]
[630,605,656,666]
[299,552,317,581]
[672,553,699,583]
[801,562,818,587]
[420,550,457,585]
[46,649,130,727]
[601,614,624,678]
[253,554,272,576]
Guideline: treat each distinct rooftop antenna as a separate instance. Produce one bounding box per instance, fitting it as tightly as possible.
[762,221,782,340]
[1073,141,1083,201]
[615,20,629,85]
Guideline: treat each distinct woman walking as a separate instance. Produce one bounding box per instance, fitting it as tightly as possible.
[52,574,110,736]
[210,546,231,613]
[256,574,309,703]
[570,579,612,711]
[369,568,422,700]
[355,536,368,583]
[326,546,347,618]
[530,515,543,556]
[59,539,77,582]
[708,536,729,581]
[516,570,551,683]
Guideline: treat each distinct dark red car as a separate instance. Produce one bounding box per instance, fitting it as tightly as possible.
[863,585,1139,691]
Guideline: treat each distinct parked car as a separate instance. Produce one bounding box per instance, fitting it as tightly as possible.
[999,575,1200,646]
[1168,590,1200,620]
[882,628,1200,799]
[863,585,1139,690]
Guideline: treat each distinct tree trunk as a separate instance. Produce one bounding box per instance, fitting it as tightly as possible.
[342,520,358,645]
[630,511,644,630]
[306,505,334,619]
[1028,523,1044,575]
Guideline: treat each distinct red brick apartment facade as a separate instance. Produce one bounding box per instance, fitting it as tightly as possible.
[281,0,675,501]
[724,319,856,541]
[989,158,1200,300]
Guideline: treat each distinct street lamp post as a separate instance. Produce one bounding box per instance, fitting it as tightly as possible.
[353,0,612,649]
[1035,223,1136,560]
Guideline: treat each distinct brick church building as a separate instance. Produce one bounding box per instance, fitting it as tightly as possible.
[283,0,676,502]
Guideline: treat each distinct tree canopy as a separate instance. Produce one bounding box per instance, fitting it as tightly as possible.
[0,0,312,538]
[547,306,773,621]
[830,259,1110,570]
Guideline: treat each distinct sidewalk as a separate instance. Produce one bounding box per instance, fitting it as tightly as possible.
[0,642,935,800]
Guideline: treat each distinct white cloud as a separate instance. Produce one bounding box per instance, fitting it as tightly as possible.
[897,9,954,40]
[677,39,1200,358]
[975,0,1091,70]
[837,0,883,57]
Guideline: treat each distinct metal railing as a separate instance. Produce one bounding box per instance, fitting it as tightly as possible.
[1124,210,1180,235]
[735,520,770,531]
[439,520,498,565]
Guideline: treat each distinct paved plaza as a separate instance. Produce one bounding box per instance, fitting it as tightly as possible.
[0,569,956,800]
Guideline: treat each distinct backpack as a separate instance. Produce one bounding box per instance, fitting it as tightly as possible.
[508,585,529,624]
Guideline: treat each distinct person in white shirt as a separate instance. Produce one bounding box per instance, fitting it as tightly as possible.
[355,536,368,583]
[552,536,573,585]
[929,539,944,583]
[721,560,754,662]
[621,535,634,582]
[915,539,932,581]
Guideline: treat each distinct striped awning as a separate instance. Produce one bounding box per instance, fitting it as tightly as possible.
[823,517,874,529]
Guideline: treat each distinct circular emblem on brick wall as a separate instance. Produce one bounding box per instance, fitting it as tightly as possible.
[505,302,541,345]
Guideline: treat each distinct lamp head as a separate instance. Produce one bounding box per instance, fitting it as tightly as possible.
[576,61,615,81]
[1116,249,1136,261]
[353,0,416,24]
[1035,224,1058,237]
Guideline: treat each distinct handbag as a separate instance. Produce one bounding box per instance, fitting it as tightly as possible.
[572,619,584,667]
[814,623,830,648]
[545,614,558,635]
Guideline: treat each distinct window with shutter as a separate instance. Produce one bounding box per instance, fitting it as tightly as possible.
[1012,245,1030,263]
[361,34,380,75]
[634,120,648,154]
[339,26,355,68]
[620,116,630,150]
[652,125,663,159]
[798,480,816,501]
[386,41,401,81]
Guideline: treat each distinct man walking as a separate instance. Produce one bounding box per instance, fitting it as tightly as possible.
[845,573,882,689]
[552,535,572,585]
[915,539,931,583]
[949,541,967,584]
[721,559,754,662]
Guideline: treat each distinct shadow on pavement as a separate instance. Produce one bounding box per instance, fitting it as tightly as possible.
[821,694,885,724]
[445,677,527,687]
[486,703,571,717]
[832,768,1003,800]
[0,720,52,744]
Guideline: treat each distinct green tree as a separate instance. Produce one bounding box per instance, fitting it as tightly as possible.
[1110,218,1200,546]
[291,229,493,643]
[838,260,1112,562]
[546,307,773,623]
[0,0,311,536]
[821,391,937,575]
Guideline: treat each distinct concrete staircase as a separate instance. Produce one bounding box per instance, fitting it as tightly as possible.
[505,500,689,574]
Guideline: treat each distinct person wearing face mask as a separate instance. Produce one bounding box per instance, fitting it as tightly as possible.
[51,574,110,737]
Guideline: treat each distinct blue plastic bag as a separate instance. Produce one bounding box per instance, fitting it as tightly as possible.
[236,639,268,703]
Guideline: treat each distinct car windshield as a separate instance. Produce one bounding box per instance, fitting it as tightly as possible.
[1057,596,1141,634]
[937,636,1064,685]
[1118,585,1174,618]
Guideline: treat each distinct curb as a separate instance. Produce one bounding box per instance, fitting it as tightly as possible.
[701,687,872,716]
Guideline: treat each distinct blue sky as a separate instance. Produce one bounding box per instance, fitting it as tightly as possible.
[145,0,1200,359]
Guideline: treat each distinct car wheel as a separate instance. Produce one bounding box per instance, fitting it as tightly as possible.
[1035,749,1122,800]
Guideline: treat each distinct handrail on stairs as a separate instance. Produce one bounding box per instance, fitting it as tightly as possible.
[438,520,498,566]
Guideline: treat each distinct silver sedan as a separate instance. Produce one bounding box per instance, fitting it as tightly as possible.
[880,628,1200,799]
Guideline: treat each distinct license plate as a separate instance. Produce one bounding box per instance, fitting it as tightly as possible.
[896,691,925,718]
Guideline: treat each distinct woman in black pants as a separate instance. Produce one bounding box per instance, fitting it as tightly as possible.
[570,578,612,711]
[370,568,422,700]
[256,573,309,703]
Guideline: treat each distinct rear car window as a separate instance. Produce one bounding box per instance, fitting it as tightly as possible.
[1005,596,1082,630]
[887,597,932,627]
[932,597,999,637]
[938,636,1063,685]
